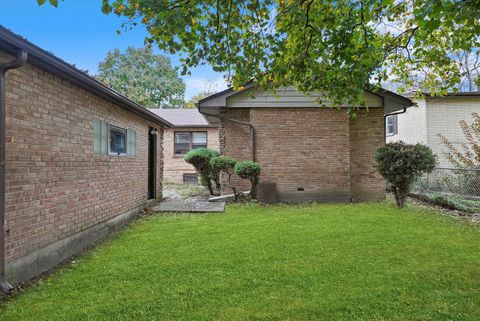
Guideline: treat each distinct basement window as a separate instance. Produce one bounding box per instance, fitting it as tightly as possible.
[109,125,127,156]
[183,173,199,184]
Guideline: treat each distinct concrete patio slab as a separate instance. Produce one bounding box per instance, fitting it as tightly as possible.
[152,201,225,213]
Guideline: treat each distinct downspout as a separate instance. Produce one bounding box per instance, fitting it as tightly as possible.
[0,49,27,293]
[198,107,256,162]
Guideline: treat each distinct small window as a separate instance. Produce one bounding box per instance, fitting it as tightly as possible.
[183,173,199,184]
[174,131,208,156]
[109,125,127,156]
[386,115,398,136]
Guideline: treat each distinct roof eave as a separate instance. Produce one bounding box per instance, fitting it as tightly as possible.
[0,26,173,128]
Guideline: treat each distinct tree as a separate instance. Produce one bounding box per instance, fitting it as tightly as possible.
[184,92,212,109]
[210,156,239,200]
[234,161,262,199]
[101,0,480,114]
[96,47,185,108]
[184,148,220,195]
[375,142,436,208]
[438,113,480,168]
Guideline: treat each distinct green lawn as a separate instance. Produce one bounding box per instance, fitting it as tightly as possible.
[1,203,480,321]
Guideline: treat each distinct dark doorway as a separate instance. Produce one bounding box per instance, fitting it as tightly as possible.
[148,127,157,199]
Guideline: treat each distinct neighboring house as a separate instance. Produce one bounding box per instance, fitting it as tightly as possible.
[198,85,412,203]
[151,109,219,184]
[0,27,172,288]
[386,93,480,167]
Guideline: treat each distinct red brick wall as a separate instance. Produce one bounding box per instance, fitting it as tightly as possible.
[163,127,219,184]
[220,107,385,202]
[2,51,164,263]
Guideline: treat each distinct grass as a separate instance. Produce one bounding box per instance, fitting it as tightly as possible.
[1,202,480,321]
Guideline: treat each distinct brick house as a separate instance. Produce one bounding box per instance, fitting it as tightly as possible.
[151,109,219,184]
[386,93,480,167]
[198,85,412,203]
[0,27,172,289]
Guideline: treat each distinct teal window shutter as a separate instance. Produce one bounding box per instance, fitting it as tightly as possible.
[94,119,102,154]
[101,122,109,154]
[127,129,136,156]
[94,119,108,155]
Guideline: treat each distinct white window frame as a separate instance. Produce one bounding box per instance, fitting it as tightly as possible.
[108,124,128,156]
[386,115,397,136]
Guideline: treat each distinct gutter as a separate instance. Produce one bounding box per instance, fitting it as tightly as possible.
[198,106,256,162]
[0,26,173,128]
[0,49,27,294]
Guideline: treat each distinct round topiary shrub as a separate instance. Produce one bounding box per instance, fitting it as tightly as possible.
[210,156,237,173]
[184,148,220,195]
[375,141,436,208]
[234,160,262,198]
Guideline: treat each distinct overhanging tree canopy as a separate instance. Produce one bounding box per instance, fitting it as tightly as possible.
[96,46,185,108]
[100,0,480,109]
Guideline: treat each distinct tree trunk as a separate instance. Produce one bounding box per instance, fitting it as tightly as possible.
[393,186,403,208]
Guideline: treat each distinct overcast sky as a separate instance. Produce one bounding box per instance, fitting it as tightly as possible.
[0,0,227,99]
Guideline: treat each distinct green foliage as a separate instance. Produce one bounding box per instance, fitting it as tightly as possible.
[184,92,215,109]
[376,142,436,207]
[37,0,59,7]
[184,148,220,195]
[234,161,262,198]
[102,0,480,112]
[426,192,480,213]
[210,156,237,174]
[438,112,480,169]
[96,46,185,108]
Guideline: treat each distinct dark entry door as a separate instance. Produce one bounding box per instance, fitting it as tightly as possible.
[148,127,157,199]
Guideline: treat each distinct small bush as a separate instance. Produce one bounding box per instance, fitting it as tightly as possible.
[376,141,436,208]
[210,156,237,173]
[234,161,262,198]
[184,148,219,195]
[210,156,239,199]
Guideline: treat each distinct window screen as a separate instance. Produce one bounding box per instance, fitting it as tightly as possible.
[109,125,127,155]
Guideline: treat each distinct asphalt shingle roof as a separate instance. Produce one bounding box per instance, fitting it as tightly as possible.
[150,109,211,127]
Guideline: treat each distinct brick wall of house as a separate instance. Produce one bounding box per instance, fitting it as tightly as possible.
[220,107,385,203]
[349,108,386,201]
[163,127,219,184]
[2,51,164,266]
[220,109,252,194]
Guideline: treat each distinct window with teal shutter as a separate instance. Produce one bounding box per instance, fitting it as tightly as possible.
[93,119,108,155]
[127,129,136,156]
[95,119,135,156]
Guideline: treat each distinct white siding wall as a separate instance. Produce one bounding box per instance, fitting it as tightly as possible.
[426,97,480,167]
[386,98,427,144]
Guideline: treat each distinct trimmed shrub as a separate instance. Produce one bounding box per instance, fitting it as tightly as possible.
[184,148,220,195]
[234,161,262,198]
[210,156,237,175]
[375,142,436,208]
[210,156,238,199]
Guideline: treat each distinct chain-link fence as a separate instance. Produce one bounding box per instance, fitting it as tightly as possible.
[412,167,480,213]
